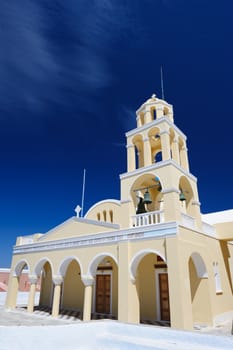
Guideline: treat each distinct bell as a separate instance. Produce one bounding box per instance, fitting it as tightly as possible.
[143,190,152,204]
[179,191,186,201]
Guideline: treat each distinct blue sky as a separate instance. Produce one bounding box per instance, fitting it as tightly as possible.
[0,0,232,267]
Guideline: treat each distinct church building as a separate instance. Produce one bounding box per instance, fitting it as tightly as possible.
[5,94,233,330]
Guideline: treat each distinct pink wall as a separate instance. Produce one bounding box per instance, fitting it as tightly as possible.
[0,269,40,292]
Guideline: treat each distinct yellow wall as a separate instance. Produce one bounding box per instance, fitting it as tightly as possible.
[62,260,84,310]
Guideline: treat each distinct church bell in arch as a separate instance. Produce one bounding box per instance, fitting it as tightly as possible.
[143,190,152,204]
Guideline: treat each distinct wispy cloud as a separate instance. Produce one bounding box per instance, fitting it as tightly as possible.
[0,1,149,120]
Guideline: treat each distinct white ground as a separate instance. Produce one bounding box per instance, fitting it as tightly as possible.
[0,292,232,350]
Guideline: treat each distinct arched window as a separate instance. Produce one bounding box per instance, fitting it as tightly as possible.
[155,151,162,163]
[103,210,107,222]
[97,213,100,221]
[109,210,113,223]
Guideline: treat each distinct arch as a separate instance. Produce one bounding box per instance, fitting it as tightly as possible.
[130,173,163,213]
[84,199,121,218]
[164,107,169,116]
[178,175,195,216]
[190,253,208,278]
[109,210,113,223]
[132,134,144,169]
[130,249,166,282]
[13,259,30,276]
[87,252,118,277]
[58,256,84,277]
[33,257,54,277]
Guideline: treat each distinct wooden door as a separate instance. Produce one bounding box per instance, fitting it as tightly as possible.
[95,275,111,314]
[159,273,170,321]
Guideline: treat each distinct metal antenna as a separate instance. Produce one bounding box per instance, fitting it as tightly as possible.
[81,168,86,217]
[160,66,165,100]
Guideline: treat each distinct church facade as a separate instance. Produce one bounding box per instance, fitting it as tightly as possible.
[5,95,233,330]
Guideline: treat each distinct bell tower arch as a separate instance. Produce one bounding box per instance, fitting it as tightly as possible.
[120,94,201,229]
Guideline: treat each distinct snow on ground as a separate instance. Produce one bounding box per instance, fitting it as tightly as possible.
[0,292,233,350]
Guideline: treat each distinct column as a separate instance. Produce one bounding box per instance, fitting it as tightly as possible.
[127,144,136,172]
[191,200,202,229]
[136,115,141,128]
[82,275,94,321]
[180,142,189,171]
[166,237,193,330]
[143,137,151,167]
[118,241,140,324]
[5,275,19,309]
[156,106,164,118]
[171,135,180,165]
[162,188,181,222]
[144,106,152,124]
[27,275,38,313]
[51,275,63,317]
[160,130,171,161]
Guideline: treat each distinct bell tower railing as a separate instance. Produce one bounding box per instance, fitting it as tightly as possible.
[131,210,164,227]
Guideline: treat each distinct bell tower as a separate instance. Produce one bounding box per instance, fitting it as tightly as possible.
[120,94,202,230]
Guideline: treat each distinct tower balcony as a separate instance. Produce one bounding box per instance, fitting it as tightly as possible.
[131,210,164,227]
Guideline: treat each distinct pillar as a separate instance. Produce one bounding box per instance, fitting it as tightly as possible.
[118,241,140,324]
[136,115,142,128]
[191,200,202,229]
[51,275,63,317]
[166,237,193,330]
[180,142,189,171]
[127,144,136,172]
[160,130,171,161]
[82,275,94,321]
[156,106,164,118]
[5,275,19,309]
[162,188,181,222]
[27,275,38,313]
[144,106,152,124]
[171,135,180,165]
[143,137,151,167]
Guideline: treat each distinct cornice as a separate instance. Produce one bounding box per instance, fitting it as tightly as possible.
[120,159,197,182]
[13,222,177,255]
[125,116,187,141]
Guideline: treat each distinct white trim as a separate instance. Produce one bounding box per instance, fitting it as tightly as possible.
[38,218,76,241]
[120,159,197,183]
[87,253,118,277]
[33,257,54,277]
[0,268,11,273]
[125,116,187,141]
[155,268,168,321]
[130,249,167,283]
[190,253,208,278]
[13,259,31,276]
[38,217,119,242]
[92,271,113,315]
[13,222,177,256]
[58,256,84,277]
[74,217,120,229]
[84,199,121,218]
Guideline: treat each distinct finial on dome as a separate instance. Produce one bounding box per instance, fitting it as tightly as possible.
[151,93,156,99]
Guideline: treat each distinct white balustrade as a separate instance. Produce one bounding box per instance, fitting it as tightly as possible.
[131,210,164,228]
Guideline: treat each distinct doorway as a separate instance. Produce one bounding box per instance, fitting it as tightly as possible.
[95,274,111,314]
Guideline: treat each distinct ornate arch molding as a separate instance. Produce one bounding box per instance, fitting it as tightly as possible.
[57,256,83,277]
[190,252,208,278]
[13,259,30,276]
[129,249,166,284]
[87,252,118,277]
[33,257,54,277]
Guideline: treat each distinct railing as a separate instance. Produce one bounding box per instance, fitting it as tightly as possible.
[131,210,164,228]
[181,213,196,229]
